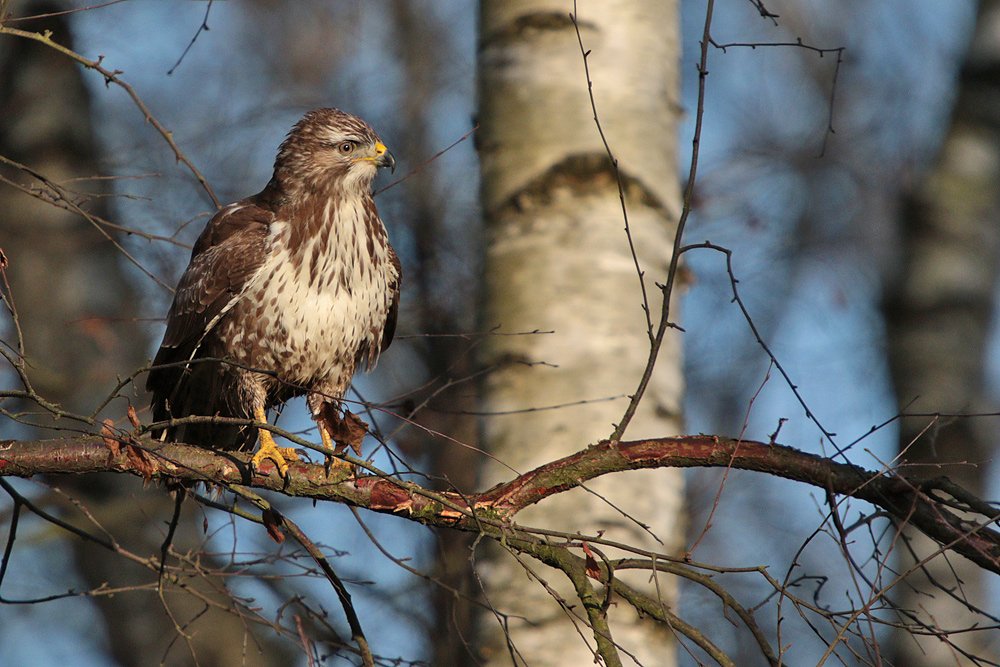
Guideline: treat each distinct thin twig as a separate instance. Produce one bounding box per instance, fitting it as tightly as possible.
[569,3,653,341]
[0,25,221,208]
[167,0,213,75]
[680,240,843,456]
[227,485,375,667]
[0,154,177,290]
[373,124,478,196]
[609,0,716,441]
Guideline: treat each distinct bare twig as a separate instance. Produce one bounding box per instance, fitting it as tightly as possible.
[609,0,716,441]
[0,154,176,290]
[569,3,653,342]
[226,485,374,667]
[167,0,213,75]
[0,25,221,208]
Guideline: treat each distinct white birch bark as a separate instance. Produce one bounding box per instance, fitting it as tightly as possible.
[477,2,684,665]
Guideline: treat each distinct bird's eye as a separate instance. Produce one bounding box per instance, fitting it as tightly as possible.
[338,141,356,154]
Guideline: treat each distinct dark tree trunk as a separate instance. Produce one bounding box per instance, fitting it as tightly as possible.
[0,4,293,666]
[385,5,483,665]
[885,2,1000,664]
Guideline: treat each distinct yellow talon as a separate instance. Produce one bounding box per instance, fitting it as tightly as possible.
[250,407,298,477]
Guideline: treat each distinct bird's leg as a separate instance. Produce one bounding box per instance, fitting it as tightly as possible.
[309,396,356,476]
[250,406,299,477]
[318,420,354,476]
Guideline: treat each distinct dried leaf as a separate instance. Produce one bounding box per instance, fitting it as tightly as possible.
[262,508,285,543]
[581,541,601,581]
[125,442,154,482]
[326,410,368,456]
[101,419,121,456]
[126,403,140,429]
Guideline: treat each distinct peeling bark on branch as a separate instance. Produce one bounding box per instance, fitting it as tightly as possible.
[3,435,998,575]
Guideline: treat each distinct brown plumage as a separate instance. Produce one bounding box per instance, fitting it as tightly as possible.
[147,108,400,474]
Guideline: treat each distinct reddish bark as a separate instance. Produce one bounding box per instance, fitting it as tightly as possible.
[2,434,998,573]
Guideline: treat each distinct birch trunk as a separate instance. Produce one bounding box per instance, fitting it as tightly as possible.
[477,2,684,665]
[886,1,1000,663]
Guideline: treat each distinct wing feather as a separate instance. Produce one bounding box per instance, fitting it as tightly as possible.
[147,199,271,395]
[380,245,402,353]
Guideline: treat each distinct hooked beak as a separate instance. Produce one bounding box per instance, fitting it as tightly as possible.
[374,142,396,173]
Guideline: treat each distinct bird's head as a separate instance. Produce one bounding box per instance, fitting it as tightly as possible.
[273,108,395,195]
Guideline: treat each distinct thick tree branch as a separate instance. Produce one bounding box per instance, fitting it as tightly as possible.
[2,434,999,575]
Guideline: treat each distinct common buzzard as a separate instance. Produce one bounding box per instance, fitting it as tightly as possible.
[147,108,400,476]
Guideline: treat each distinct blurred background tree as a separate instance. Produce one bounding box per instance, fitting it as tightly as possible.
[681,0,998,665]
[0,4,284,666]
[885,0,1000,663]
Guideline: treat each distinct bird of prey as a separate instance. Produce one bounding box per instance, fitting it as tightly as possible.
[147,108,400,476]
